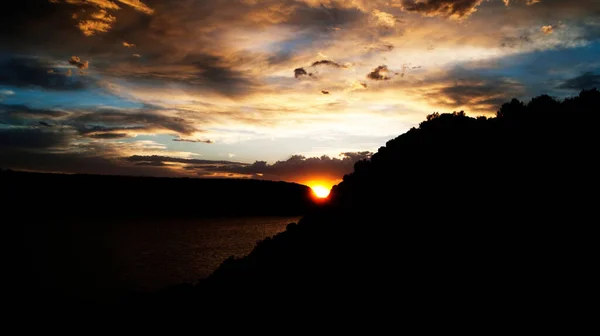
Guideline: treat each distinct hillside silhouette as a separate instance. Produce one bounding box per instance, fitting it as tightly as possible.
[119,89,598,319]
[7,90,598,325]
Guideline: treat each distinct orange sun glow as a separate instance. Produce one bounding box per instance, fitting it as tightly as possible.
[310,185,331,199]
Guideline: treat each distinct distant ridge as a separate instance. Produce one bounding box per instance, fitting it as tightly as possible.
[1,170,318,218]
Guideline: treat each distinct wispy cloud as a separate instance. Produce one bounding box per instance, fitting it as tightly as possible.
[173,138,214,144]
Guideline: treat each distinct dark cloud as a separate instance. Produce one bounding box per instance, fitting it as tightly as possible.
[88,133,131,139]
[1,104,198,140]
[423,75,526,113]
[321,90,330,95]
[287,3,365,28]
[72,108,198,136]
[367,65,391,80]
[312,60,344,68]
[188,55,251,90]
[173,138,214,144]
[213,152,373,182]
[0,104,69,126]
[294,68,308,78]
[0,128,69,150]
[0,56,91,90]
[0,149,183,177]
[110,54,257,96]
[557,72,600,90]
[365,43,394,52]
[399,0,484,19]
[126,155,243,166]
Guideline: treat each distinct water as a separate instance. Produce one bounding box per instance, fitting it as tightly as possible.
[22,216,301,300]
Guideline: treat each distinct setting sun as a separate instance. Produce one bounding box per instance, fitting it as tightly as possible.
[311,185,331,199]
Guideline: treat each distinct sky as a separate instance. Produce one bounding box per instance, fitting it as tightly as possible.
[1,0,599,188]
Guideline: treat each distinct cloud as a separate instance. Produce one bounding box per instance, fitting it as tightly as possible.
[0,103,200,139]
[419,75,526,113]
[123,42,136,47]
[116,0,154,15]
[312,60,345,68]
[0,149,186,178]
[126,155,243,166]
[0,128,70,150]
[367,65,391,80]
[371,9,398,27]
[68,56,89,70]
[173,138,214,144]
[88,132,131,139]
[90,9,116,22]
[541,25,553,34]
[77,10,117,36]
[0,57,90,90]
[133,54,141,58]
[503,0,541,6]
[54,0,152,37]
[60,0,154,13]
[64,0,121,11]
[398,0,484,19]
[294,68,308,78]
[557,72,600,90]
[0,104,69,126]
[2,0,600,181]
[106,54,258,96]
[0,90,15,101]
[364,42,395,52]
[214,152,374,183]
[77,20,112,36]
[72,108,199,137]
[321,90,330,95]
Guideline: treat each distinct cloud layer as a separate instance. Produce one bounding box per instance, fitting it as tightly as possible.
[0,0,599,181]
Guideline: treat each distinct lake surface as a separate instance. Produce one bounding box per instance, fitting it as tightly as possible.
[22,216,301,300]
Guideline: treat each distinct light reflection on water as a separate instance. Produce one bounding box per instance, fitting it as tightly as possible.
[26,216,301,297]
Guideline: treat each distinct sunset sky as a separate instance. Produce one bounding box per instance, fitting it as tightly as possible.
[1,0,599,187]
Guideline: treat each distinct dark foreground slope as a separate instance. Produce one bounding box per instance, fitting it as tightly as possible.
[1,171,316,218]
[130,90,598,319]
[8,91,599,325]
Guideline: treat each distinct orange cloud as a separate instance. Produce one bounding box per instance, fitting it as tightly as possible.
[371,9,398,27]
[77,20,112,36]
[116,0,154,14]
[57,0,153,37]
[541,25,553,34]
[90,9,116,22]
[68,56,89,69]
[64,0,121,11]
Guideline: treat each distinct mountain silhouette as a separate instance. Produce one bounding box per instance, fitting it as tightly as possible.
[6,90,598,326]
[123,89,598,320]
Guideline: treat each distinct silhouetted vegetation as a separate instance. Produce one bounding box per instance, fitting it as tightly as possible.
[7,90,599,321]
[141,89,598,313]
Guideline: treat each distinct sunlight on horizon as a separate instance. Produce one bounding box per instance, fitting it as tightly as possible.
[310,185,331,199]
